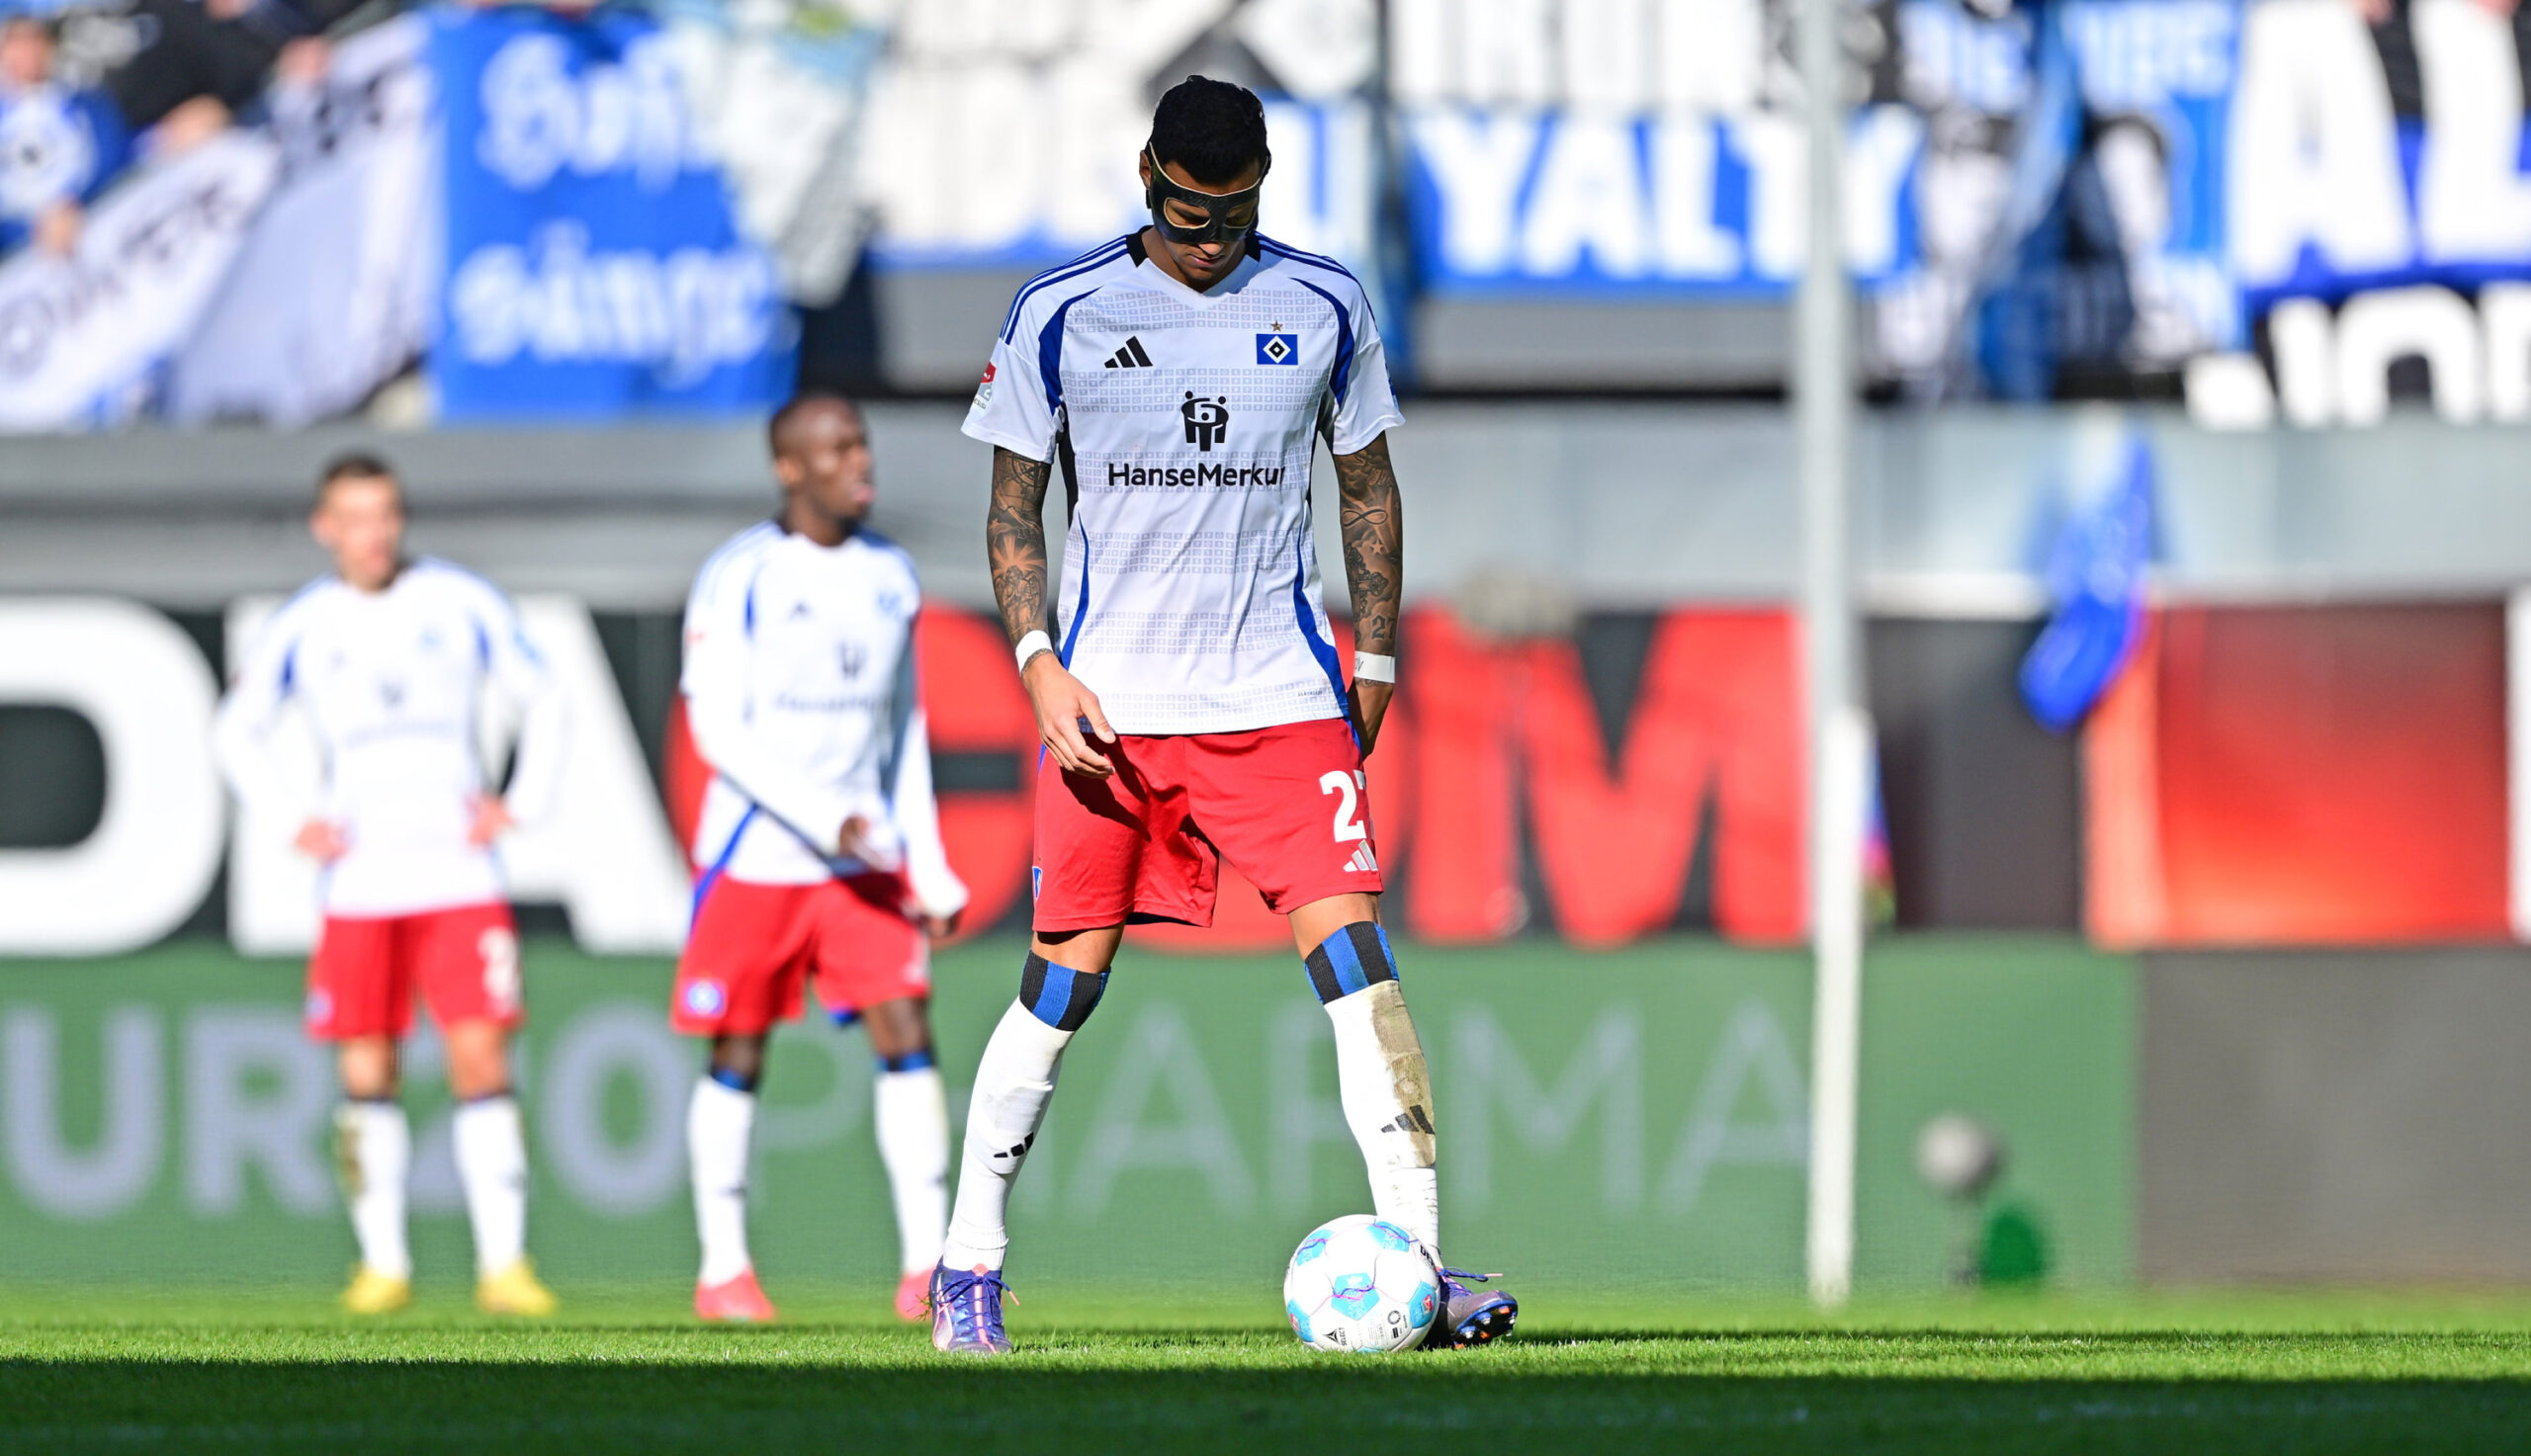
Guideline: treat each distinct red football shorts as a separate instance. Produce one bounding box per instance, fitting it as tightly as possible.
[305,902,522,1041]
[1031,717,1384,932]
[671,874,929,1036]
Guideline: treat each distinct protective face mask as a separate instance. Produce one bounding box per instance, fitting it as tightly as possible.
[1143,146,1267,248]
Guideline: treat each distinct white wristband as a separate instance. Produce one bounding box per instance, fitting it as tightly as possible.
[1014,630,1054,672]
[1353,651,1396,684]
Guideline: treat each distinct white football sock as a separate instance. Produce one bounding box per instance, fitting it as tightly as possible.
[941,1002,1077,1272]
[1326,980,1442,1254]
[335,1100,411,1280]
[874,1065,950,1275]
[453,1094,529,1276]
[687,1076,756,1287]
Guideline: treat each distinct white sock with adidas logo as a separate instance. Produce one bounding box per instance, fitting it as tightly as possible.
[1309,924,1442,1255]
[941,1002,1076,1274]
[942,957,1110,1275]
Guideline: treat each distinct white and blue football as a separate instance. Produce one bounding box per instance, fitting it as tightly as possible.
[1282,1215,1439,1354]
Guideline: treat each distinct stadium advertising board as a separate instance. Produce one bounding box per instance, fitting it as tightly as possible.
[0,599,1812,959]
[0,938,2132,1296]
[0,597,688,958]
[1,593,2521,957]
[427,6,796,421]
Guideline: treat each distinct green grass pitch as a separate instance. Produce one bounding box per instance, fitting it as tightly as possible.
[7,1289,2531,1453]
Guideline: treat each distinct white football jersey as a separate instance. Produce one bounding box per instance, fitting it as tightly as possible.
[214,558,566,918]
[961,231,1403,735]
[680,521,966,917]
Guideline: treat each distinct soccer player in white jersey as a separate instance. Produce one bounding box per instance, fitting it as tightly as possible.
[213,454,563,1319]
[672,392,970,1325]
[933,77,1516,1354]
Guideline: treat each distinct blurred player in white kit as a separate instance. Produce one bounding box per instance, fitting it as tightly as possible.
[213,453,565,1317]
[670,391,968,1324]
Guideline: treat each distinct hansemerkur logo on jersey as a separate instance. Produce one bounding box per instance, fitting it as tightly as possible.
[1181,392,1230,450]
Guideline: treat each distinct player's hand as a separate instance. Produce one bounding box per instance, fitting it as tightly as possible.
[1350,678,1395,756]
[1022,652,1116,778]
[466,794,516,846]
[835,814,875,860]
[294,818,349,862]
[922,909,963,940]
[33,201,82,257]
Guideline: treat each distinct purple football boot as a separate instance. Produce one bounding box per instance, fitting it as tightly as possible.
[929,1262,1014,1355]
[1423,1265,1517,1349]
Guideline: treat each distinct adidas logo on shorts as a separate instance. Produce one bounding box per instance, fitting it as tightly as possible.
[1346,844,1378,874]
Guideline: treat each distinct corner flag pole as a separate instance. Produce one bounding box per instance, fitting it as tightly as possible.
[1796,0,1866,1310]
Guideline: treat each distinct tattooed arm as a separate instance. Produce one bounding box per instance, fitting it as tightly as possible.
[1331,432,1403,754]
[987,446,1054,646]
[988,446,1114,777]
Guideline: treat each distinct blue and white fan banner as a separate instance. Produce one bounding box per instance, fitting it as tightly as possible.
[0,130,279,431]
[427,5,795,422]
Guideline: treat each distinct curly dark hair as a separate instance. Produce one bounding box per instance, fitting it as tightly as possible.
[1148,75,1269,186]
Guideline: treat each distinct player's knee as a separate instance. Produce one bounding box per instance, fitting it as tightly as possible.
[1018,952,1108,1031]
[1303,921,1400,1004]
[443,1033,512,1100]
[336,1037,398,1099]
[709,1034,766,1091]
[859,995,933,1064]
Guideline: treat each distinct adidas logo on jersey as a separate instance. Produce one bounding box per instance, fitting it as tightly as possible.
[1101,336,1154,369]
[1346,843,1379,874]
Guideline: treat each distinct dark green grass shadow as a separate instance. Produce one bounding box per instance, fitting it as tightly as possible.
[9,1333,2531,1456]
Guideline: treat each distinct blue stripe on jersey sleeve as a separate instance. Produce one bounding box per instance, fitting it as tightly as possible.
[1000,239,1130,343]
[1258,235,1360,282]
[1289,532,1351,729]
[1058,516,1092,666]
[1039,289,1099,414]
[1291,278,1355,409]
[882,611,917,803]
[690,803,759,925]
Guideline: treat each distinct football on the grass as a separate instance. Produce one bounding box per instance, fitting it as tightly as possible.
[1282,1215,1439,1353]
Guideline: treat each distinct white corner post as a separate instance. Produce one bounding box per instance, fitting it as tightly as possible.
[1797,0,1866,1310]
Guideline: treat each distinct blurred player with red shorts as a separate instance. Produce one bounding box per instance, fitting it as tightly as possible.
[672,392,968,1324]
[214,453,565,1318]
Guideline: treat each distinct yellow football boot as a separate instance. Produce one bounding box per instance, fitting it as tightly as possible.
[475,1257,559,1317]
[341,1264,412,1316]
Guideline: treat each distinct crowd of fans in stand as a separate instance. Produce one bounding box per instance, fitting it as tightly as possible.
[0,0,589,260]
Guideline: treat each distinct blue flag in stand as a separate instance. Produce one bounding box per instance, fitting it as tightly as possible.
[2019,433,2154,732]
[428,7,795,422]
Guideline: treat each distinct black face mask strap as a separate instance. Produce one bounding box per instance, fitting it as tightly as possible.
[1142,146,1267,247]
